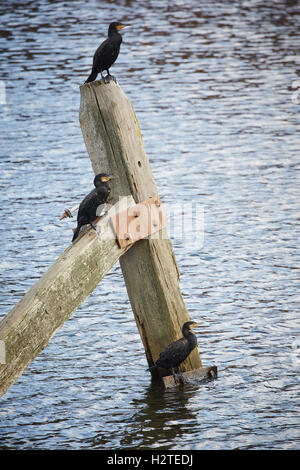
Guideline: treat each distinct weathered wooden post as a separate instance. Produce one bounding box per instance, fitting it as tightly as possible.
[79,79,202,376]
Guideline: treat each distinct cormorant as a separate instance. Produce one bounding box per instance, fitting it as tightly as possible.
[85,22,126,84]
[148,321,198,383]
[72,173,113,242]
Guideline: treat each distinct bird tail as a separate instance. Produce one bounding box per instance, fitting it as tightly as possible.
[85,69,98,83]
[72,225,81,242]
[72,216,86,242]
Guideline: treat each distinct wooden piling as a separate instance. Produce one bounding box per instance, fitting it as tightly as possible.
[0,197,134,398]
[0,80,210,397]
[79,79,202,375]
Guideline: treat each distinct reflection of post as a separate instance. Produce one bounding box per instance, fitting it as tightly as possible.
[80,80,202,375]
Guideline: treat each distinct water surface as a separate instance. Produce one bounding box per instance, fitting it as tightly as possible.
[0,0,299,450]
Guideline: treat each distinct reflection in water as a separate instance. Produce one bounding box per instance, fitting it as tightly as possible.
[0,0,299,450]
[86,381,202,450]
[121,383,199,449]
[122,386,196,449]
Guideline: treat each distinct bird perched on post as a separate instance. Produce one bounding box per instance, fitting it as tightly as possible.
[85,21,126,84]
[72,173,113,242]
[148,321,198,383]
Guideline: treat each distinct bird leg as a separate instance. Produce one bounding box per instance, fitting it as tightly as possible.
[100,71,108,83]
[90,222,97,231]
[171,367,186,385]
[171,368,181,384]
[104,70,117,84]
[177,369,186,384]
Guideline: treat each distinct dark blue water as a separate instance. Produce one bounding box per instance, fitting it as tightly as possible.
[0,0,299,450]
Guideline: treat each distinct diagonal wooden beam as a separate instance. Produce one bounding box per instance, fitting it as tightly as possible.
[0,196,134,398]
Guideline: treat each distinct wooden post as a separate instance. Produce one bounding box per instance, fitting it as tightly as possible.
[79,80,202,375]
[0,197,134,398]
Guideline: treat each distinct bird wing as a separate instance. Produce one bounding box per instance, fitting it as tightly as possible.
[77,186,109,221]
[157,338,190,369]
[93,39,118,70]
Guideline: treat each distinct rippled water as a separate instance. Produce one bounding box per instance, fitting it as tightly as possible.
[0,0,299,450]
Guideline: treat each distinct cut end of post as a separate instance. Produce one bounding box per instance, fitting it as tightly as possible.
[162,366,218,389]
[80,77,119,89]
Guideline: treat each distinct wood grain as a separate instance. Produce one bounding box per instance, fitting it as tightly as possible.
[0,196,134,397]
[80,79,202,374]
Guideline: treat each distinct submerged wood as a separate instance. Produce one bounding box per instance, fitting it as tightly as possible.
[163,366,218,389]
[79,79,202,374]
[0,196,134,398]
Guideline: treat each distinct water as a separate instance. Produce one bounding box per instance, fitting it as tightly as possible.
[0,0,299,450]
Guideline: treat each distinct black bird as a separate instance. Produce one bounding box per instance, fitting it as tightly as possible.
[72,173,113,242]
[85,21,126,84]
[148,321,198,383]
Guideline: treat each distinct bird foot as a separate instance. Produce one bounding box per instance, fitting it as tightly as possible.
[103,74,117,84]
[90,223,97,231]
[172,370,186,385]
[178,371,186,385]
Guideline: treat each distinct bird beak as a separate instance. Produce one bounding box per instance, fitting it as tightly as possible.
[108,175,118,180]
[191,322,198,328]
[117,24,128,31]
